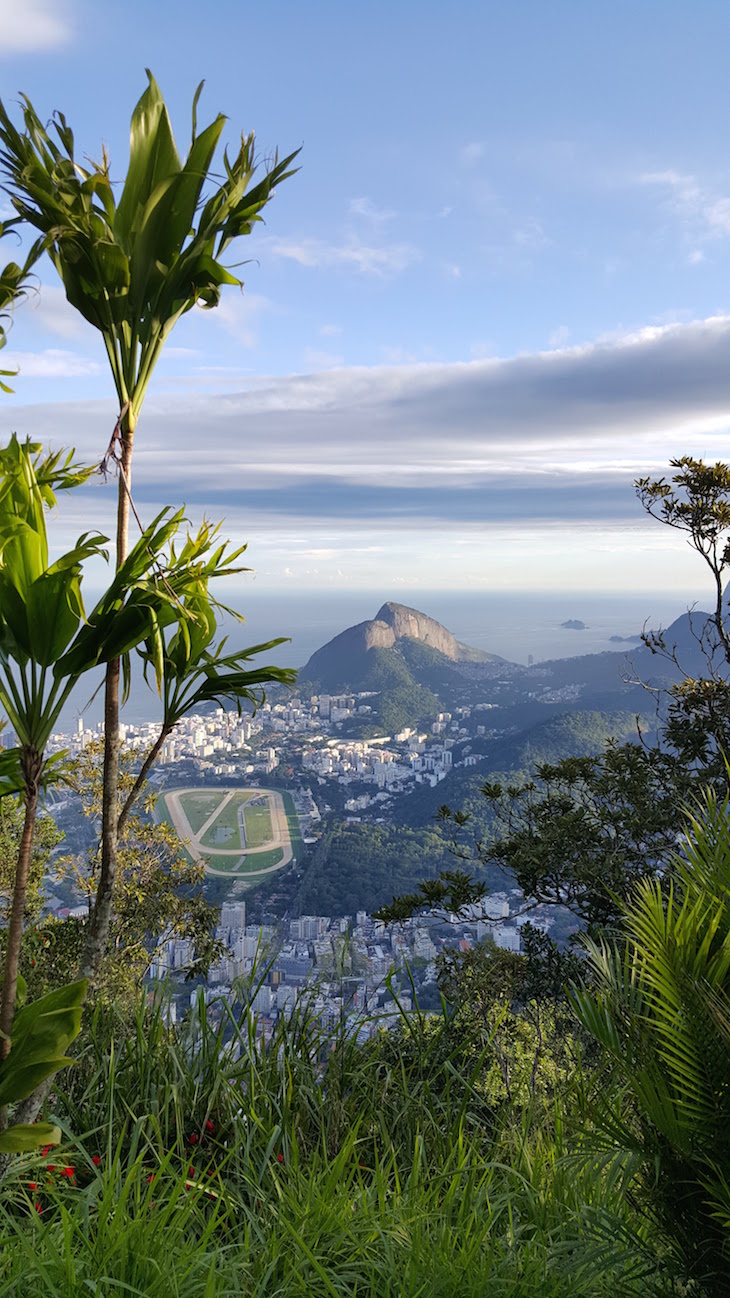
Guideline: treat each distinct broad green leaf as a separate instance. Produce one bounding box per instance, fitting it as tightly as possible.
[0,1121,61,1153]
[23,569,84,665]
[0,1057,75,1106]
[114,70,181,252]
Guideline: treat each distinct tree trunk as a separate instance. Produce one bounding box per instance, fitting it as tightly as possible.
[0,748,42,1061]
[80,414,135,983]
[117,723,171,841]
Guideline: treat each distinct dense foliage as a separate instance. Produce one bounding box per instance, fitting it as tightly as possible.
[294,821,459,916]
[0,986,673,1296]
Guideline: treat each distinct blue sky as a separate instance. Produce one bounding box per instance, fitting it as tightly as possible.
[2,0,730,599]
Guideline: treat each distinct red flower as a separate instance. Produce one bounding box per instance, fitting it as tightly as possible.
[188,1132,199,1146]
[276,1152,285,1163]
[205,1119,215,1134]
[40,1146,52,1157]
[92,1156,101,1167]
[27,1181,38,1191]
[34,1201,43,1214]
[60,1166,75,1181]
[188,1166,195,1177]
[147,1173,156,1183]
[45,1164,56,1172]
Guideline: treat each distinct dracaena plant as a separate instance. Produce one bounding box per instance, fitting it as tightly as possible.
[120,523,297,839]
[0,73,298,979]
[0,218,43,393]
[0,436,215,1054]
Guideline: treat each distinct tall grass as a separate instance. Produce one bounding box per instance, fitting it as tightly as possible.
[0,990,674,1296]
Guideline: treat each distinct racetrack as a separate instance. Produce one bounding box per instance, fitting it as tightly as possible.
[164,787,292,876]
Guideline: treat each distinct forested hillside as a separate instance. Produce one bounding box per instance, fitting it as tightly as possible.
[395,707,651,830]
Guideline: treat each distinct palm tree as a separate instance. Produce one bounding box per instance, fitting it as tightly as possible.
[0,74,298,975]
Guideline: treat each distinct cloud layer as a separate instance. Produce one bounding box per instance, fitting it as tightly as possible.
[9,315,730,590]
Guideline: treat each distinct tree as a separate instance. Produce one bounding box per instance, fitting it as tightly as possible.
[0,798,61,926]
[379,459,730,964]
[56,742,227,997]
[0,73,298,979]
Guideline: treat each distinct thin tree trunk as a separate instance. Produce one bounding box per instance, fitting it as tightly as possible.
[0,748,42,1062]
[80,415,135,983]
[117,723,171,841]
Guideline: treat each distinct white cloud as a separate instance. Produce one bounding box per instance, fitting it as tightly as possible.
[12,313,730,502]
[212,293,273,347]
[348,197,395,224]
[640,168,730,246]
[319,324,342,337]
[512,217,549,250]
[265,235,419,277]
[11,349,101,378]
[549,325,570,347]
[25,283,92,342]
[0,0,73,53]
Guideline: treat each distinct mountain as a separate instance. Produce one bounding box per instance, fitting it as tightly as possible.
[298,602,506,733]
[301,601,500,689]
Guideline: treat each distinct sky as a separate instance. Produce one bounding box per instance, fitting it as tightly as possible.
[2,0,730,603]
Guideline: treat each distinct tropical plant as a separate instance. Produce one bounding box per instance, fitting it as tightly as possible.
[0,975,85,1152]
[572,786,730,1297]
[0,217,42,392]
[0,73,298,982]
[119,524,296,839]
[0,435,229,1051]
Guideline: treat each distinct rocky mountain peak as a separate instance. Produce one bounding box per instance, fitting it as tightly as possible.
[373,602,461,659]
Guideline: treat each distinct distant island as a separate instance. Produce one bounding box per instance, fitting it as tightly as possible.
[561,619,587,630]
[609,633,643,643]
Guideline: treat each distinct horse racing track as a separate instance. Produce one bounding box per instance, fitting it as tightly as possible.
[162,787,293,876]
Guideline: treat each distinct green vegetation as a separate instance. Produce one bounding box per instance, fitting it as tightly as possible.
[198,794,245,848]
[0,982,675,1296]
[282,790,304,860]
[243,800,273,848]
[296,823,460,915]
[2,62,730,1295]
[177,792,221,837]
[207,845,284,874]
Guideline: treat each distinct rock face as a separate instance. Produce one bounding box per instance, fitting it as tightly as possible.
[363,602,462,659]
[301,601,493,690]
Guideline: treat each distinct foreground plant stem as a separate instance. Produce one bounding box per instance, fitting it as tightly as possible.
[81,417,135,982]
[0,748,41,1063]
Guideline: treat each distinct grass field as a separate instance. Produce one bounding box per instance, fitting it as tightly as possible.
[243,801,272,848]
[179,791,221,836]
[198,792,252,849]
[158,786,296,877]
[207,846,284,874]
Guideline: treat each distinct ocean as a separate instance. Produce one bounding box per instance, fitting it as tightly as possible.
[48,586,700,735]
